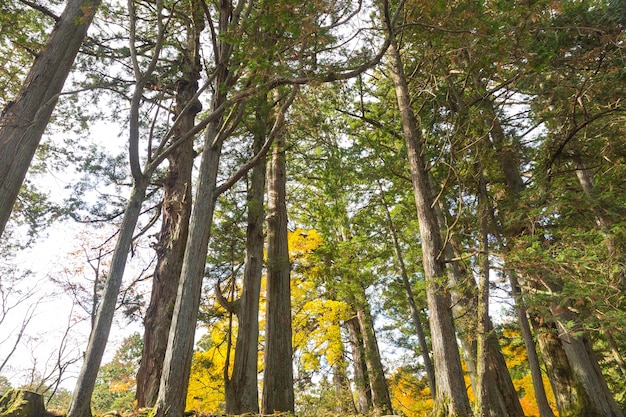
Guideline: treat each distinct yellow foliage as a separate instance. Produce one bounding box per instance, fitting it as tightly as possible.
[288,228,323,260]
[389,368,433,417]
[186,322,232,414]
[514,374,559,417]
[289,228,352,371]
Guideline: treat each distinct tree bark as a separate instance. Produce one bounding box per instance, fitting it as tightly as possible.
[134,45,200,409]
[387,39,472,417]
[0,0,101,238]
[152,118,223,417]
[261,128,294,414]
[509,271,556,417]
[347,316,372,414]
[474,168,490,417]
[354,289,393,416]
[332,356,355,414]
[225,100,268,414]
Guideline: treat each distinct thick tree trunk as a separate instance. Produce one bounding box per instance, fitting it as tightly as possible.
[552,308,624,417]
[347,316,372,414]
[152,119,223,417]
[135,75,198,409]
[0,0,101,238]
[225,102,268,414]
[68,181,148,417]
[152,1,234,414]
[354,287,393,416]
[387,40,472,417]
[135,5,203,404]
[261,132,294,414]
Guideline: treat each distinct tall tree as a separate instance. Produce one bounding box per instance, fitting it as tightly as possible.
[0,0,101,238]
[135,0,204,407]
[262,92,295,414]
[381,6,472,416]
[224,96,269,414]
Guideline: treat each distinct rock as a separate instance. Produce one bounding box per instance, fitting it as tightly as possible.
[0,389,45,417]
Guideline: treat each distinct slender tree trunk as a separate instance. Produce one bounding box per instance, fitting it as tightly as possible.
[262,129,294,414]
[135,3,203,405]
[487,108,556,417]
[508,272,556,417]
[354,286,393,416]
[68,181,148,417]
[347,316,372,414]
[387,39,472,417]
[378,181,436,399]
[225,100,268,414]
[333,357,356,414]
[573,158,625,289]
[0,0,101,238]
[474,168,490,417]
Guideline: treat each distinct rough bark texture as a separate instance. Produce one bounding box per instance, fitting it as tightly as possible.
[135,79,197,409]
[387,40,471,417]
[225,103,268,414]
[488,109,556,417]
[442,232,525,417]
[152,122,223,417]
[152,1,233,414]
[68,182,148,417]
[0,0,101,238]
[347,316,372,414]
[355,296,393,416]
[509,272,556,417]
[134,2,202,405]
[261,133,295,414]
[332,358,355,413]
[474,170,490,417]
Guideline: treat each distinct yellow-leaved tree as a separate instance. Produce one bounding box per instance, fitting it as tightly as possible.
[289,229,352,374]
[185,318,233,413]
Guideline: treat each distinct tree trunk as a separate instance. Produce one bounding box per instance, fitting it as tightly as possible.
[378,181,436,399]
[68,181,148,417]
[152,118,223,417]
[487,103,623,417]
[0,0,101,238]
[440,195,525,417]
[135,60,199,410]
[474,168,490,417]
[486,107,557,417]
[333,357,355,414]
[509,271,556,417]
[354,286,393,416]
[225,100,268,415]
[387,39,472,417]
[261,131,295,414]
[551,307,624,417]
[152,1,235,414]
[347,316,372,414]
